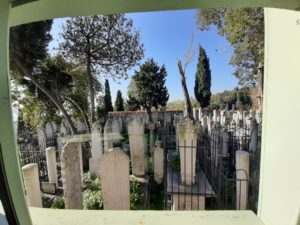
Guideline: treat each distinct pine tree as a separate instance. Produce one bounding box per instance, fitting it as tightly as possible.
[133,58,169,121]
[104,79,113,113]
[194,46,211,108]
[114,90,125,111]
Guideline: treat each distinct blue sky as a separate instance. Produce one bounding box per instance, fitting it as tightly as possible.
[48,9,239,102]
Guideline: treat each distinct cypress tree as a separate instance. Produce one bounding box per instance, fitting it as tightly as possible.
[104,79,113,113]
[194,46,211,108]
[114,90,125,111]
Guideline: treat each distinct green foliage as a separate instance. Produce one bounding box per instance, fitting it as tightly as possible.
[51,197,65,209]
[126,79,141,111]
[126,94,141,111]
[168,154,180,171]
[61,15,144,80]
[114,90,125,111]
[166,98,198,111]
[83,176,103,210]
[210,87,252,110]
[196,8,264,86]
[194,46,211,108]
[132,58,169,117]
[10,20,53,74]
[83,189,103,210]
[130,180,144,210]
[104,79,114,113]
[149,178,164,210]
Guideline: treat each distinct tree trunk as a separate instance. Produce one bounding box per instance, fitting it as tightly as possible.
[177,60,194,120]
[86,50,95,124]
[14,59,78,134]
[65,97,91,133]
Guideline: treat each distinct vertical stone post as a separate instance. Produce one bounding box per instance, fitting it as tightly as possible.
[193,107,197,121]
[177,118,200,185]
[89,122,103,177]
[198,107,202,121]
[249,118,258,152]
[22,163,42,207]
[100,148,130,210]
[154,141,164,184]
[104,119,121,153]
[46,147,57,186]
[213,110,217,123]
[221,129,229,155]
[128,118,146,176]
[37,128,46,153]
[148,122,156,154]
[61,142,83,209]
[235,150,250,210]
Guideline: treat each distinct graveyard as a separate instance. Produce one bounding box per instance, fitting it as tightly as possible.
[18,107,262,211]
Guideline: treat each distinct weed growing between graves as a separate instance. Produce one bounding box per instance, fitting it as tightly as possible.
[51,196,65,209]
[130,180,144,210]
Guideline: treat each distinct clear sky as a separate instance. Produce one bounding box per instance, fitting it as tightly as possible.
[48,9,239,102]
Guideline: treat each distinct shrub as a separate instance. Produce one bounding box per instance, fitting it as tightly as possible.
[130,180,144,210]
[51,197,65,209]
[83,189,103,210]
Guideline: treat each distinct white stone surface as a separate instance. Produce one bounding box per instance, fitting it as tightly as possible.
[61,142,83,209]
[89,122,103,177]
[172,194,205,210]
[45,122,53,139]
[100,148,130,210]
[177,118,199,185]
[46,147,57,185]
[154,141,164,184]
[37,128,46,152]
[104,119,121,153]
[128,118,146,176]
[22,163,42,207]
[235,150,250,210]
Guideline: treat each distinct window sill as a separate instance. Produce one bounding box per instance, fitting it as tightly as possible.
[25,208,265,225]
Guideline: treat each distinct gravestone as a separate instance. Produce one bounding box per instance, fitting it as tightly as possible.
[37,128,46,152]
[22,163,42,207]
[154,141,164,184]
[100,148,130,210]
[45,122,54,139]
[59,123,68,136]
[89,122,103,177]
[104,119,121,153]
[46,146,57,185]
[221,129,229,155]
[61,142,83,209]
[51,121,58,134]
[249,118,258,152]
[177,118,200,185]
[128,118,146,176]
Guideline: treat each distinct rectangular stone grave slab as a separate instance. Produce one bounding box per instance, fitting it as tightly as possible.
[41,182,56,194]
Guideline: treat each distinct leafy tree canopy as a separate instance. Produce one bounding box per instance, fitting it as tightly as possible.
[132,58,169,119]
[194,46,211,108]
[114,90,125,111]
[196,8,264,85]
